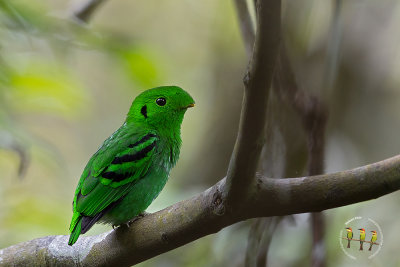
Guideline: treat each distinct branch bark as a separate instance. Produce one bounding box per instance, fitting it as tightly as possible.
[1,154,400,266]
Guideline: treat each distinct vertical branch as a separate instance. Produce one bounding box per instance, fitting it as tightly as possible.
[235,1,329,264]
[225,0,281,208]
[310,212,326,267]
[233,2,309,266]
[307,107,327,267]
[308,1,343,265]
[275,45,328,267]
[305,85,327,267]
[234,3,287,267]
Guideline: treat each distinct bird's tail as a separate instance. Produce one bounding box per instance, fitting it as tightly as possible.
[369,243,373,251]
[360,241,363,251]
[347,239,351,248]
[68,212,82,246]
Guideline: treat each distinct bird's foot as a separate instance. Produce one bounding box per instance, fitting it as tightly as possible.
[127,212,150,227]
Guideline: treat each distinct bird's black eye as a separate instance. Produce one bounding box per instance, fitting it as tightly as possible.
[156,97,166,106]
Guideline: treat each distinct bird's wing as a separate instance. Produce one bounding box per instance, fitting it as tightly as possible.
[73,130,158,220]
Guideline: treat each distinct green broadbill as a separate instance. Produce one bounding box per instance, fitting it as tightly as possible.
[68,86,194,246]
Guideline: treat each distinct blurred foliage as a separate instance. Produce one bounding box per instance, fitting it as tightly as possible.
[0,1,400,267]
[7,62,87,118]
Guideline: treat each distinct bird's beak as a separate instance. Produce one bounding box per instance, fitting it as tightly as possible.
[180,103,195,110]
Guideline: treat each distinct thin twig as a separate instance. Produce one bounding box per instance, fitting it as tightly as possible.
[71,0,107,23]
[0,130,29,179]
[341,237,378,245]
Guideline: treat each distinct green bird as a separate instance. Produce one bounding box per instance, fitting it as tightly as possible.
[68,86,194,246]
[369,230,377,251]
[358,228,365,250]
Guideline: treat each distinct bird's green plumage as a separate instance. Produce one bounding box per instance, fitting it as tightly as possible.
[68,86,194,245]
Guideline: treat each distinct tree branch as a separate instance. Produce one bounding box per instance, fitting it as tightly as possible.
[225,0,281,208]
[1,154,400,266]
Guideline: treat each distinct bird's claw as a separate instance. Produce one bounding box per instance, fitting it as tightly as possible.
[111,212,150,229]
[127,212,150,227]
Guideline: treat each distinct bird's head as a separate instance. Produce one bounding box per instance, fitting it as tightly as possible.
[371,230,377,235]
[358,228,366,233]
[345,227,353,232]
[126,86,195,131]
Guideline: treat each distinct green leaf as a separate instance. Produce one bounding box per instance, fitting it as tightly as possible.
[8,61,90,119]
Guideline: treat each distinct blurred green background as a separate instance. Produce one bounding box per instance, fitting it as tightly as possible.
[0,0,400,266]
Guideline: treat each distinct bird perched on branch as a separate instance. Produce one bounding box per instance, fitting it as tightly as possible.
[345,227,353,248]
[369,230,377,251]
[358,228,365,250]
[68,86,195,245]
